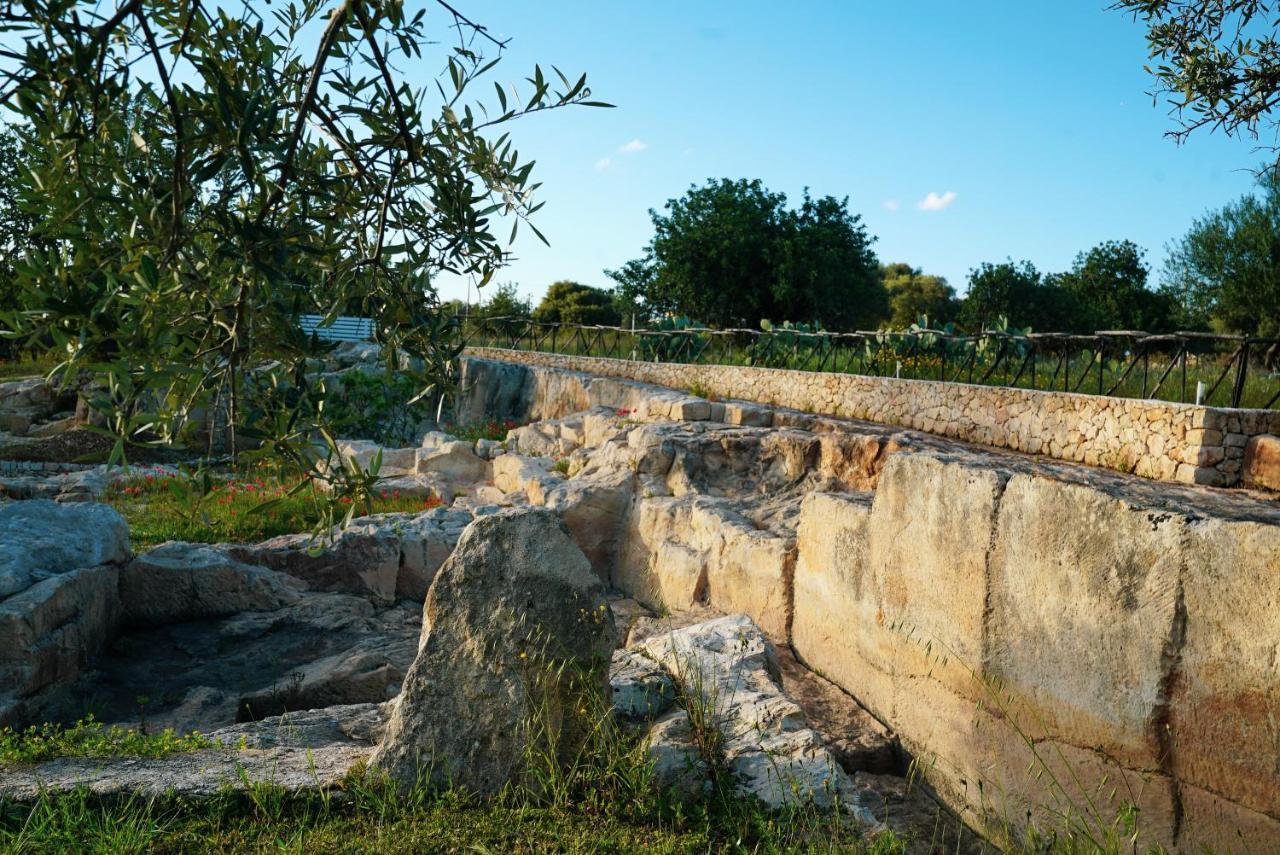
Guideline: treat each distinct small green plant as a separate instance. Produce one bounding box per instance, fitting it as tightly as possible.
[446,418,524,444]
[0,716,214,765]
[686,380,719,401]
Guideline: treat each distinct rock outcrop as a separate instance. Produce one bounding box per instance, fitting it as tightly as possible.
[638,614,874,823]
[371,508,617,794]
[0,500,130,597]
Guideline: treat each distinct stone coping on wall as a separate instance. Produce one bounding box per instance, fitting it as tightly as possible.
[464,347,1280,488]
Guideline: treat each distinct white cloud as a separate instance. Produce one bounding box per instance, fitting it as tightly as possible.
[917,191,957,211]
[594,157,612,171]
[882,199,901,212]
[618,139,648,154]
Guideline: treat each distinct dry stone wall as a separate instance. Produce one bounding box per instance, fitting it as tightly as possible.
[459,353,1280,850]
[464,346,1280,488]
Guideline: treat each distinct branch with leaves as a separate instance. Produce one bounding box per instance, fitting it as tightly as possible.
[0,0,610,537]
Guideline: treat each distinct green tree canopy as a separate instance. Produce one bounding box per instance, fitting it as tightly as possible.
[607,179,885,329]
[880,263,957,328]
[1048,240,1175,332]
[1163,168,1280,338]
[473,282,532,320]
[958,261,1053,331]
[0,0,603,487]
[0,125,37,359]
[532,281,621,325]
[1116,0,1280,165]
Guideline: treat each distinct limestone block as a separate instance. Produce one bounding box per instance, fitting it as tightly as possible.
[0,500,130,598]
[491,453,559,495]
[120,543,302,625]
[1173,516,1280,826]
[0,565,121,704]
[415,440,490,483]
[1242,434,1280,491]
[532,468,634,580]
[987,475,1185,770]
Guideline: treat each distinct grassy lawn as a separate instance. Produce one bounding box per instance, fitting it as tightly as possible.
[0,787,915,854]
[106,467,444,549]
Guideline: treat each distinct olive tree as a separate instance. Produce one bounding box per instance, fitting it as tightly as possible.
[1115,0,1280,163]
[0,0,605,524]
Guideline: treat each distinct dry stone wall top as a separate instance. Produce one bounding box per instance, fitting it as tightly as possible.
[464,346,1280,488]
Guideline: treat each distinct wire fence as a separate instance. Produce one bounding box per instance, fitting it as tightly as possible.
[459,316,1280,411]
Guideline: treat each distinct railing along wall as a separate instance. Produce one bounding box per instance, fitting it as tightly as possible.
[459,316,1280,411]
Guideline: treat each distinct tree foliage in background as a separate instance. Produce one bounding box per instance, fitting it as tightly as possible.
[881,263,958,328]
[460,282,532,321]
[958,260,1056,332]
[1116,0,1280,163]
[0,126,37,359]
[1164,167,1280,339]
[1048,239,1175,332]
[0,0,603,521]
[532,280,620,325]
[958,246,1175,334]
[607,178,885,329]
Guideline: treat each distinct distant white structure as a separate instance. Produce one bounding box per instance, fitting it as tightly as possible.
[298,314,375,343]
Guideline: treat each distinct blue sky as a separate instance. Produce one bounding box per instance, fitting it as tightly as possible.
[437,1,1263,308]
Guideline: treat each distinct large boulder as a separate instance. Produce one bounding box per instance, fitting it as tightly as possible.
[227,525,400,605]
[0,500,130,598]
[415,440,489,483]
[370,508,616,794]
[119,542,302,626]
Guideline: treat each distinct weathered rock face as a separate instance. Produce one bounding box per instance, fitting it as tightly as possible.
[0,500,130,597]
[616,496,793,638]
[228,526,401,605]
[0,565,121,726]
[0,377,60,436]
[1242,433,1280,491]
[371,508,617,794]
[535,468,633,580]
[120,542,302,626]
[638,615,872,822]
[609,648,675,722]
[790,451,1280,849]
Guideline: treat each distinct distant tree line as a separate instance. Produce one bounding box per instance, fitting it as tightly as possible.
[459,173,1280,340]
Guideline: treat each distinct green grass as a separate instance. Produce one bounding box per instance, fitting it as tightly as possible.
[106,468,444,549]
[0,784,912,854]
[0,717,214,766]
[0,352,58,382]
[444,418,523,444]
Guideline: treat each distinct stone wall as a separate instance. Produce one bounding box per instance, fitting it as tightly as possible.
[459,353,1280,849]
[464,347,1280,488]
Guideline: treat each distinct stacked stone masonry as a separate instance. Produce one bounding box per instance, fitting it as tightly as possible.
[464,346,1280,488]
